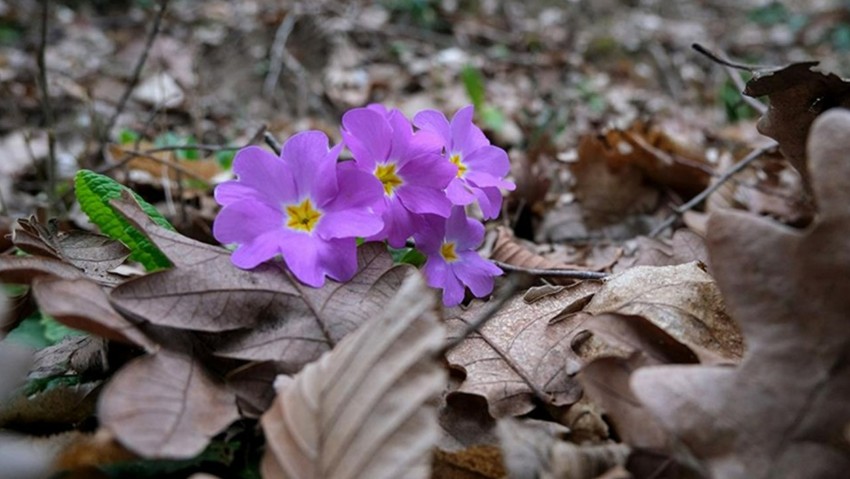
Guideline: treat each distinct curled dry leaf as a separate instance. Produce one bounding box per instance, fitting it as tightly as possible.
[491,226,571,271]
[108,193,413,373]
[31,277,156,350]
[445,281,600,418]
[744,62,850,184]
[260,274,446,479]
[497,418,630,479]
[632,108,850,478]
[98,349,240,459]
[0,256,85,285]
[614,229,707,272]
[585,262,742,363]
[13,217,130,287]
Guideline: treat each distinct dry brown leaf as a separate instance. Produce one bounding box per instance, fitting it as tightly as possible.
[212,243,412,365]
[614,230,707,272]
[445,282,601,418]
[631,108,850,478]
[0,256,86,285]
[260,274,445,479]
[438,393,498,453]
[98,349,240,459]
[13,218,129,287]
[107,142,221,185]
[497,418,630,479]
[585,262,742,363]
[490,226,571,271]
[432,445,506,479]
[31,277,156,350]
[744,62,850,184]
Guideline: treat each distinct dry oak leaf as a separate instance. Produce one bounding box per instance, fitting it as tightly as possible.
[260,274,446,479]
[98,349,240,459]
[108,194,413,372]
[585,262,742,363]
[445,282,600,418]
[31,277,156,351]
[632,109,850,479]
[12,217,130,287]
[744,62,850,184]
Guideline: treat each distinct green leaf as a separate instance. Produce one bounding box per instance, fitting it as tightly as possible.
[461,64,486,111]
[41,314,86,344]
[117,128,140,145]
[74,169,174,271]
[389,246,426,267]
[5,315,51,349]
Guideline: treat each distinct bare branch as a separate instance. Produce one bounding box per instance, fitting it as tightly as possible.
[37,0,57,214]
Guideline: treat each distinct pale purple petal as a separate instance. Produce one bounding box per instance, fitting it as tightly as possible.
[386,109,415,163]
[440,265,466,306]
[316,209,383,239]
[324,164,384,211]
[445,206,484,249]
[230,231,283,269]
[220,146,297,206]
[214,180,263,206]
[466,171,516,190]
[341,108,392,169]
[413,109,452,147]
[454,251,502,298]
[281,131,339,201]
[213,200,283,245]
[445,178,476,205]
[317,237,359,283]
[373,197,419,247]
[423,256,465,306]
[397,153,455,189]
[278,233,323,287]
[451,106,489,154]
[397,185,452,217]
[395,129,444,168]
[412,214,446,254]
[464,144,511,178]
[475,186,504,220]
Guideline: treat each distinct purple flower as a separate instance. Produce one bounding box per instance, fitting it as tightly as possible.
[414,207,503,306]
[213,131,384,287]
[341,106,456,248]
[414,105,515,219]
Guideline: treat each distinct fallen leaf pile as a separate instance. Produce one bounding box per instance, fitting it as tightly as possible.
[2,2,850,478]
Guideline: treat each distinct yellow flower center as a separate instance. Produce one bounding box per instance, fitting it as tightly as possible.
[440,241,459,262]
[375,163,404,196]
[450,153,467,178]
[285,198,322,233]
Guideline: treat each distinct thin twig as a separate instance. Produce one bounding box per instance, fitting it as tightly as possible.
[649,142,778,237]
[37,0,57,215]
[692,43,764,72]
[101,0,169,141]
[264,132,282,155]
[263,12,298,98]
[438,274,530,356]
[492,260,609,280]
[724,64,768,115]
[97,147,211,185]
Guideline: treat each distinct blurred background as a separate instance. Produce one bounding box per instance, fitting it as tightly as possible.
[0,0,848,242]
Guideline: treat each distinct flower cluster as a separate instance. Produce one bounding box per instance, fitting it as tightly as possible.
[214,105,515,306]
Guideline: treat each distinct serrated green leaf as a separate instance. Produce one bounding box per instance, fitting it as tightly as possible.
[74,170,174,271]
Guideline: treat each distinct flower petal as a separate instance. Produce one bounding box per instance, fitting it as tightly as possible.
[445,178,476,205]
[397,185,452,217]
[413,109,452,147]
[464,144,511,179]
[278,233,324,287]
[213,200,283,245]
[316,209,383,239]
[450,105,489,155]
[445,206,484,250]
[223,146,297,206]
[282,131,339,202]
[454,251,501,298]
[317,237,358,283]
[466,171,516,190]
[230,230,283,269]
[474,186,504,220]
[374,197,419,247]
[341,108,392,169]
[325,163,384,210]
[397,151,455,189]
[412,214,446,254]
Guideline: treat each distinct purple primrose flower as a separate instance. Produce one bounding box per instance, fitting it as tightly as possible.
[414,105,515,219]
[414,206,503,306]
[341,106,456,248]
[213,131,384,287]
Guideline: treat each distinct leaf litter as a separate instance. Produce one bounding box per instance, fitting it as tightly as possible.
[1,1,849,478]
